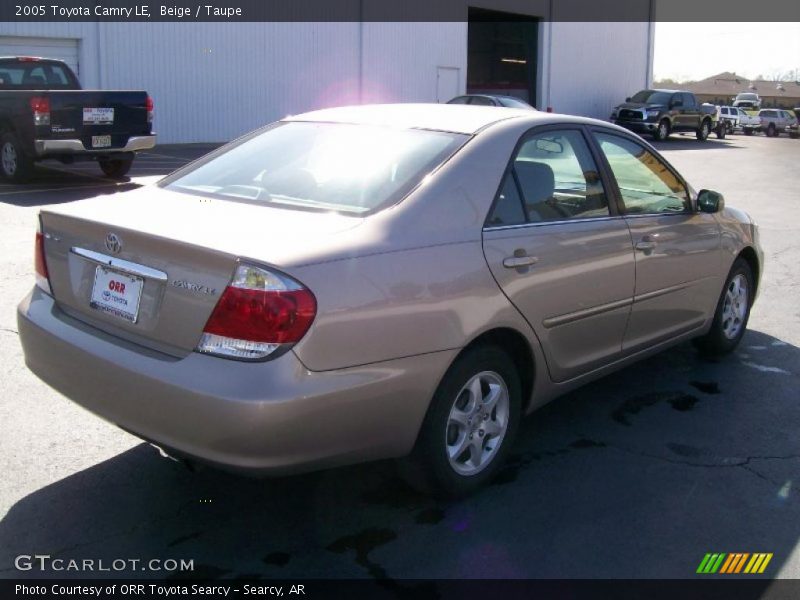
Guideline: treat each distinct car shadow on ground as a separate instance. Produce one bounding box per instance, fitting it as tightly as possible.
[1,329,797,581]
[651,136,745,151]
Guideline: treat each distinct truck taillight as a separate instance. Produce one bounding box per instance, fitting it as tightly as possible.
[29,96,50,126]
[196,263,316,360]
[145,95,154,124]
[35,227,51,294]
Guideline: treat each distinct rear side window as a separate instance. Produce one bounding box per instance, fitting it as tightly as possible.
[486,128,609,226]
[0,61,77,89]
[595,132,688,215]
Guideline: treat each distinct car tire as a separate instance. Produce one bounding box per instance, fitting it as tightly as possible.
[766,124,776,137]
[716,123,726,139]
[398,345,522,497]
[99,157,134,179]
[0,132,34,182]
[652,119,669,141]
[693,258,754,357]
[696,119,711,141]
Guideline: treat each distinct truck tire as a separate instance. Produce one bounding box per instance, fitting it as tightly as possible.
[715,123,726,139]
[99,157,133,179]
[652,119,669,141]
[696,119,711,141]
[765,124,776,137]
[743,128,753,136]
[0,132,34,182]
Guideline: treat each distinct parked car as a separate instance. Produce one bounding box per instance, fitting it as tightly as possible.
[0,56,155,181]
[611,89,721,141]
[733,92,761,111]
[739,109,762,136]
[18,104,763,496]
[447,94,535,109]
[757,108,799,138]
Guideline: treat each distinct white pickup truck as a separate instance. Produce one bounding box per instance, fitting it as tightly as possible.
[719,106,760,135]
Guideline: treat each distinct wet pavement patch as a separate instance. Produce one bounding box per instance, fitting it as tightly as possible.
[167,531,202,547]
[667,443,708,458]
[569,438,607,449]
[262,552,291,567]
[668,394,700,411]
[612,391,700,425]
[326,527,398,580]
[415,507,446,525]
[690,381,721,394]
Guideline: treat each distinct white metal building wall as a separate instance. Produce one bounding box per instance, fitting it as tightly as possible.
[0,21,650,143]
[543,21,653,119]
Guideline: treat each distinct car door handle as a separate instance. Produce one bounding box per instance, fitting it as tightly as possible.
[635,234,658,252]
[503,255,539,268]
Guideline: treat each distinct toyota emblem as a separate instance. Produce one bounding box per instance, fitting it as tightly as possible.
[105,233,122,254]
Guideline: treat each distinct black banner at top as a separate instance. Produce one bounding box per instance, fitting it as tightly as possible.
[1,0,800,22]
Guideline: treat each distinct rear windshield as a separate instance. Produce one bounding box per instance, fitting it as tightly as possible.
[162,122,467,215]
[630,90,673,104]
[0,60,78,89]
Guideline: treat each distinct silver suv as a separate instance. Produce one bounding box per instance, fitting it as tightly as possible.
[758,109,799,138]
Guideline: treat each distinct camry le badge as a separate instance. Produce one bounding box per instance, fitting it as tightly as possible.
[171,280,217,295]
[105,233,122,254]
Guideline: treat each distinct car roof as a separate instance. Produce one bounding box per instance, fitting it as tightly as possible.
[284,103,543,135]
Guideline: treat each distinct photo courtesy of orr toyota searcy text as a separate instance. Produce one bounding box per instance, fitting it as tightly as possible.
[15,584,302,596]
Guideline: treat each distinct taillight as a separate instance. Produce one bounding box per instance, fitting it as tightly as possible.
[35,225,51,294]
[196,263,316,360]
[145,95,154,124]
[29,96,50,126]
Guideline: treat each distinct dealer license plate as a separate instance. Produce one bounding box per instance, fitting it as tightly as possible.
[90,266,143,323]
[83,107,114,124]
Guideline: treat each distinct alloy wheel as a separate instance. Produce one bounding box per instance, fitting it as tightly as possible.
[445,371,510,476]
[721,274,748,340]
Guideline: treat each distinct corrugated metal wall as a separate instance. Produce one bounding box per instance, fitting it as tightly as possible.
[0,20,650,143]
[545,21,653,119]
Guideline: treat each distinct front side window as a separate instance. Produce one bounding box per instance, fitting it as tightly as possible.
[487,128,609,226]
[595,132,689,215]
[163,122,466,215]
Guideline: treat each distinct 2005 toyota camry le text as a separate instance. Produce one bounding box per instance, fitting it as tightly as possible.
[17,104,763,496]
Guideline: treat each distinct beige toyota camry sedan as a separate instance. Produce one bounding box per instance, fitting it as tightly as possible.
[18,104,763,495]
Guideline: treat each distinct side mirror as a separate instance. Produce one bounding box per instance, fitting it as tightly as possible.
[697,189,725,213]
[625,97,631,102]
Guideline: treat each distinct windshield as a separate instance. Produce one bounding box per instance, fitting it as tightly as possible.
[630,90,672,105]
[737,93,758,101]
[163,122,466,214]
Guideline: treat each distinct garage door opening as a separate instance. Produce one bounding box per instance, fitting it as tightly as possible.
[467,8,539,106]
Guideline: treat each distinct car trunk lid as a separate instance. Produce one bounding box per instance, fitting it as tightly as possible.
[39,186,362,356]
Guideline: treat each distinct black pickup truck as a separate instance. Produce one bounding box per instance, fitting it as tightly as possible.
[611,89,722,142]
[0,57,155,181]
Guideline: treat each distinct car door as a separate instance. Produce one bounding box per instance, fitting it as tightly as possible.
[482,126,635,383]
[681,92,700,129]
[669,93,686,130]
[590,129,722,353]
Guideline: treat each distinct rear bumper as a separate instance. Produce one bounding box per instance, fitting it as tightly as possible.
[17,288,454,475]
[34,135,156,157]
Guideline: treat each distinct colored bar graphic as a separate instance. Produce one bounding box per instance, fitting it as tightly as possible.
[700,552,774,574]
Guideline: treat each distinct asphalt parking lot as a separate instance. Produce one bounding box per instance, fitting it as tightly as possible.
[1,132,798,581]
